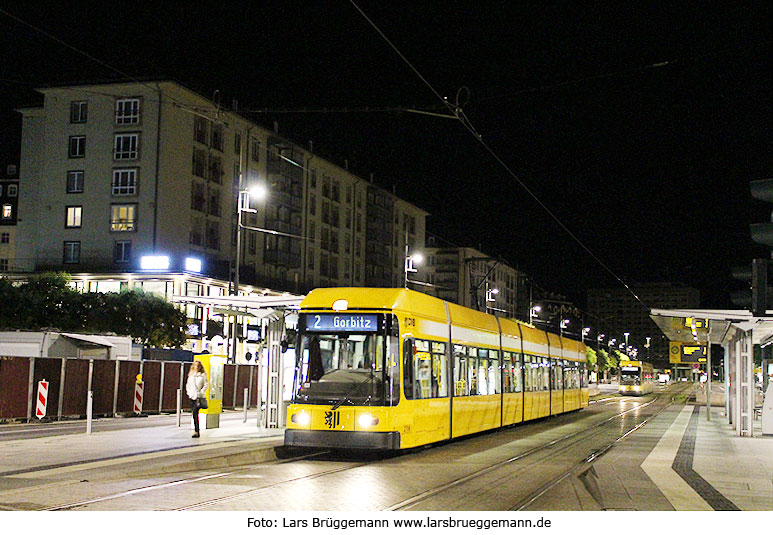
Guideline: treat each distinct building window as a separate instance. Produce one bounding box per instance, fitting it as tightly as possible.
[69,136,85,158]
[70,101,87,123]
[114,240,131,263]
[65,206,82,228]
[0,259,8,272]
[194,116,208,144]
[234,132,242,156]
[114,133,139,160]
[250,138,260,162]
[63,241,80,264]
[115,98,141,125]
[1,205,10,219]
[66,171,84,193]
[0,232,9,244]
[211,123,224,151]
[7,184,17,197]
[112,168,138,195]
[111,204,136,231]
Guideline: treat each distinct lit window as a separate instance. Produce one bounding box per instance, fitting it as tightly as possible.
[63,241,80,264]
[115,98,140,125]
[111,204,136,231]
[114,134,139,160]
[65,206,82,228]
[112,168,138,195]
[1,205,10,219]
[67,171,84,193]
[68,136,85,158]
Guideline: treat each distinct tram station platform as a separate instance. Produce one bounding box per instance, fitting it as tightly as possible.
[0,411,285,480]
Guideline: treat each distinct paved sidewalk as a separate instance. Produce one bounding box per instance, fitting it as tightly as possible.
[0,412,285,478]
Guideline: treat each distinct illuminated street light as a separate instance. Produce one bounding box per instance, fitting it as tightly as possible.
[232,182,268,363]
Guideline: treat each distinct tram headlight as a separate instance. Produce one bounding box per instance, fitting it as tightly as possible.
[358,413,379,428]
[291,411,310,425]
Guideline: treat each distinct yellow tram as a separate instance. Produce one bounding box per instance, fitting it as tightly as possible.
[285,288,589,450]
[618,360,655,395]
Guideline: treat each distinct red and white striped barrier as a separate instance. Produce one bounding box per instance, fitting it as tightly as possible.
[134,381,144,415]
[36,379,48,419]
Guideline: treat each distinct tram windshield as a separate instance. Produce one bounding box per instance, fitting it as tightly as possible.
[620,368,641,385]
[292,333,388,406]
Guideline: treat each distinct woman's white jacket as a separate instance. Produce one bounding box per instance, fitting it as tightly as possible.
[186,372,209,400]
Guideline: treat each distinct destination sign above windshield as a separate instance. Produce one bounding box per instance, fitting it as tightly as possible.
[304,313,379,332]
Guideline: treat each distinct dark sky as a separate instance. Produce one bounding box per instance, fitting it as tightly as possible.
[1,2,770,309]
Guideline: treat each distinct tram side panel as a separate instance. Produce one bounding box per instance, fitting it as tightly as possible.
[448,305,502,439]
[399,311,452,449]
[522,324,551,421]
[499,318,525,426]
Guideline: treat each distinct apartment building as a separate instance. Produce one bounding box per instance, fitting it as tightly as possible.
[14,80,427,293]
[11,80,428,361]
[422,244,529,320]
[0,164,19,273]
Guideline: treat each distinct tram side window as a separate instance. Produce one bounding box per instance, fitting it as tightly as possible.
[503,351,523,393]
[467,347,478,395]
[453,345,469,396]
[538,357,550,391]
[524,355,535,392]
[482,349,500,395]
[403,338,448,400]
[503,352,515,393]
[551,359,563,391]
[579,362,588,388]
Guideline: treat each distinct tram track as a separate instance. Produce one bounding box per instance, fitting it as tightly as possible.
[387,390,682,511]
[35,387,687,511]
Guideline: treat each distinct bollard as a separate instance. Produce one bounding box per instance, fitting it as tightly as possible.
[176,388,182,427]
[243,388,249,423]
[86,390,93,435]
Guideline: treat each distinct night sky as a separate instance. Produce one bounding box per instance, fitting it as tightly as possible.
[1,2,770,309]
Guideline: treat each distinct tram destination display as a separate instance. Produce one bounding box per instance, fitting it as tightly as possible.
[304,313,379,332]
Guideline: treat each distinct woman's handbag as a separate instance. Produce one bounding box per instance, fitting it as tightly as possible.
[198,396,208,410]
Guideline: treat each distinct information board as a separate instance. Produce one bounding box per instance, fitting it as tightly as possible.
[669,342,707,363]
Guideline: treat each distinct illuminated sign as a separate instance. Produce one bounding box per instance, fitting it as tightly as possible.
[304,314,379,332]
[670,342,707,363]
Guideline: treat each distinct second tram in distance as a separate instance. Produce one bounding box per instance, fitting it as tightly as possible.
[619,360,655,395]
[284,288,589,450]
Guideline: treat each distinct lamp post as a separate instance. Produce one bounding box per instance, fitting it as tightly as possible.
[231,184,267,364]
[623,333,631,356]
[485,282,499,314]
[404,245,422,288]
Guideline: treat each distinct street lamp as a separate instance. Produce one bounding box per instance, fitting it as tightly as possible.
[485,282,499,314]
[404,248,422,288]
[624,332,630,359]
[560,318,570,337]
[231,184,268,363]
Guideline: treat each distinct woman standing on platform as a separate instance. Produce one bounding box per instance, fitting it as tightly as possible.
[186,360,209,438]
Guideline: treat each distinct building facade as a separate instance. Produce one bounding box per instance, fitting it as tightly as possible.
[422,244,529,320]
[0,164,19,273]
[587,283,700,365]
[14,80,427,292]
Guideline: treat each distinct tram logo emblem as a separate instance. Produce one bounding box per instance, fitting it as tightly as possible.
[324,410,340,428]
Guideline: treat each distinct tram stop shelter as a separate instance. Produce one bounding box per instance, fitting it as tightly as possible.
[650,308,773,437]
[172,293,304,428]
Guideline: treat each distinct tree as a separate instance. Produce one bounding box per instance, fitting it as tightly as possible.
[0,273,187,348]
